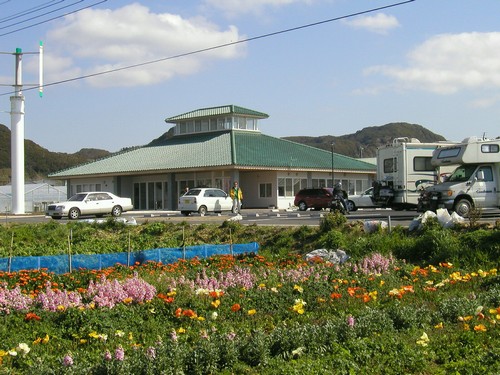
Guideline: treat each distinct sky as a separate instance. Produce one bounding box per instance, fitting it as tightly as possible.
[1,0,500,153]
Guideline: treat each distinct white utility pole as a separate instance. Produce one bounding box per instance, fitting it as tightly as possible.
[10,48,25,214]
[1,43,43,214]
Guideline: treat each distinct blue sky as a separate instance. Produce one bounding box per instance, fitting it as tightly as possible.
[1,0,500,153]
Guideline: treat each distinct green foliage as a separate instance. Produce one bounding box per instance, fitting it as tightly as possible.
[319,212,347,233]
[317,230,346,250]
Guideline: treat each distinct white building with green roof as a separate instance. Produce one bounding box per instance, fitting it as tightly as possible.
[49,105,376,210]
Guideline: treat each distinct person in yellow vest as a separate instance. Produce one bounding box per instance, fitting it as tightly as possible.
[229,181,243,213]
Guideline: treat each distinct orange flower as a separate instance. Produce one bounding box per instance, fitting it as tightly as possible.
[182,309,197,318]
[231,303,241,312]
[157,293,174,303]
[25,312,41,321]
[330,292,342,300]
[474,324,487,332]
[175,308,182,317]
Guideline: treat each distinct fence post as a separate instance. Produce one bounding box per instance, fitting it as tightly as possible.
[8,232,14,272]
[68,229,72,273]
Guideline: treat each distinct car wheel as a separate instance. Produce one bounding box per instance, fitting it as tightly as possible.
[346,200,357,212]
[298,201,307,211]
[454,198,472,217]
[111,205,122,217]
[198,206,208,216]
[181,211,190,216]
[68,207,80,220]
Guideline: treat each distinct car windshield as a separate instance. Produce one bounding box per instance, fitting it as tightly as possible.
[448,164,478,182]
[68,193,87,202]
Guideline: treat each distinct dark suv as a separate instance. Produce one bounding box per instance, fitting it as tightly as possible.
[294,188,334,211]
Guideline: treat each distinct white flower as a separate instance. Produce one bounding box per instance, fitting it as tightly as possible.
[17,343,30,355]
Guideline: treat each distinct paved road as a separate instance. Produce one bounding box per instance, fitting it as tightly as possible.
[3,208,498,227]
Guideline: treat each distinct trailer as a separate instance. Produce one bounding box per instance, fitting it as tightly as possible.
[372,137,456,210]
[418,136,500,217]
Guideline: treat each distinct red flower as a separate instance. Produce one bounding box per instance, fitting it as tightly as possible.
[231,303,241,312]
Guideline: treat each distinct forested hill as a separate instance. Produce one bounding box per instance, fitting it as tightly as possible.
[0,124,110,184]
[283,122,446,158]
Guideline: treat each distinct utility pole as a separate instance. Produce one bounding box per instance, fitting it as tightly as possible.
[1,43,43,214]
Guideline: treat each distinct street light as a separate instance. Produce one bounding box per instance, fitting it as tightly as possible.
[331,142,335,187]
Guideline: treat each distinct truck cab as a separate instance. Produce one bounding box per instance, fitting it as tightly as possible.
[418,137,500,217]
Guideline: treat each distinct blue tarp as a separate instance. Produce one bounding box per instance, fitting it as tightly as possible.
[0,242,259,274]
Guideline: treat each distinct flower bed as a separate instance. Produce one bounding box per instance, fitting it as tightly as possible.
[0,252,498,374]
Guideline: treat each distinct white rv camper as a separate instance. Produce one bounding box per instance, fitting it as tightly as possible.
[418,136,500,217]
[373,138,455,210]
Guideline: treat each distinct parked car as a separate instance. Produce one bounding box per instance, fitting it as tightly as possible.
[294,188,334,211]
[178,188,233,215]
[46,192,133,220]
[346,187,380,211]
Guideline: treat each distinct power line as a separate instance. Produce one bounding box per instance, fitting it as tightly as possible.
[0,0,64,23]
[0,0,415,96]
[0,0,107,37]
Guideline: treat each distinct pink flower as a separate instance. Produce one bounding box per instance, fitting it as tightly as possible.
[62,354,74,367]
[115,346,125,361]
[347,315,355,328]
[104,350,112,361]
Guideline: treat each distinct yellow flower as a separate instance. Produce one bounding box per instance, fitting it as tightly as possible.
[197,316,205,321]
[416,332,429,346]
[434,322,443,329]
[211,299,221,308]
[369,290,378,301]
[115,330,125,337]
[178,327,186,334]
[294,285,304,293]
[123,297,133,304]
[247,309,257,316]
[57,305,66,312]
[167,290,177,297]
[379,280,385,287]
[41,334,50,344]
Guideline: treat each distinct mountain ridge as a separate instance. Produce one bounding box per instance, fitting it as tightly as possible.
[0,122,446,184]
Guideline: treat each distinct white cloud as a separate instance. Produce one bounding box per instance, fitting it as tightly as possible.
[44,3,245,88]
[203,0,312,17]
[343,13,400,35]
[366,32,500,94]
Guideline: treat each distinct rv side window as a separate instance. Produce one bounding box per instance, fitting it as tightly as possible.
[383,158,397,173]
[437,147,461,159]
[414,157,434,171]
[481,144,499,153]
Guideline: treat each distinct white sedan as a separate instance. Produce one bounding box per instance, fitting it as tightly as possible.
[46,192,133,220]
[179,188,233,215]
[346,187,381,212]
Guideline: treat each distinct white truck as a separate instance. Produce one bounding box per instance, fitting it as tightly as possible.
[418,136,500,217]
[372,137,456,210]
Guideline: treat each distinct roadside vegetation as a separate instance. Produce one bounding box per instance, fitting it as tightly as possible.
[0,213,498,374]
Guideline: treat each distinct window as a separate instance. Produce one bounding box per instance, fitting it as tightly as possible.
[259,183,272,198]
[481,144,499,153]
[437,147,461,159]
[383,158,397,173]
[414,156,434,172]
[478,166,493,181]
[210,119,217,131]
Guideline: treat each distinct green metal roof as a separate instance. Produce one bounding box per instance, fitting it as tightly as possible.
[49,131,375,178]
[165,105,269,123]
